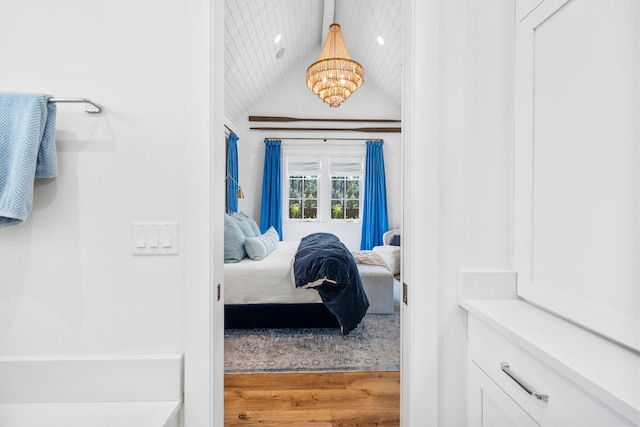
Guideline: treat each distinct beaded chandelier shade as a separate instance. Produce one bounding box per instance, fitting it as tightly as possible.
[306,23,364,107]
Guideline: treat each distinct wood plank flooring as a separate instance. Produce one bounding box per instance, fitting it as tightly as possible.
[224,371,400,426]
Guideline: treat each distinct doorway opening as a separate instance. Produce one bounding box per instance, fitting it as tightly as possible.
[221,0,403,423]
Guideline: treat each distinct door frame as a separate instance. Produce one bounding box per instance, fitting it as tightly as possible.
[183,0,441,425]
[401,0,440,425]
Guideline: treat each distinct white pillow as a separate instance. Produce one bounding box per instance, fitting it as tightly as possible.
[372,244,400,275]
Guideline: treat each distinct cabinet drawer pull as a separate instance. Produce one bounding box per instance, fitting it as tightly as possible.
[500,362,549,401]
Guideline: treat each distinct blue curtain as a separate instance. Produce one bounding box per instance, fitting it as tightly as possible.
[226,132,239,213]
[361,140,388,250]
[260,139,282,239]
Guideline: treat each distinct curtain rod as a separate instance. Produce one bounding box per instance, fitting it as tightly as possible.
[268,137,382,141]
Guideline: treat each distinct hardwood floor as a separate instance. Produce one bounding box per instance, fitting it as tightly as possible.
[224,371,400,426]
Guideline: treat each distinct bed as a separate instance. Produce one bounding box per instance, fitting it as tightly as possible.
[225,241,318,305]
[224,215,370,334]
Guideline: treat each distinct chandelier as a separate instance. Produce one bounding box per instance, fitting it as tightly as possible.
[306,22,364,107]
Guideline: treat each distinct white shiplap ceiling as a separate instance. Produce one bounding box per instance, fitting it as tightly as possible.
[225,0,403,123]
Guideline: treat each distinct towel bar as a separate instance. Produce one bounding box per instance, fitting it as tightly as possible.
[48,97,102,113]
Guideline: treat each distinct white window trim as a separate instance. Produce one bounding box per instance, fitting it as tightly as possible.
[283,142,365,224]
[328,174,363,222]
[286,171,321,221]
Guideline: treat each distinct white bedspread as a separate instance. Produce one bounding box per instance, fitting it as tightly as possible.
[223,240,322,305]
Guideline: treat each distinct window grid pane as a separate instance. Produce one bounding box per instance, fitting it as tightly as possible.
[289,175,319,220]
[331,176,360,220]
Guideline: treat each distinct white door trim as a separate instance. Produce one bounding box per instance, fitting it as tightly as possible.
[401,0,440,425]
[183,0,225,425]
[183,0,442,425]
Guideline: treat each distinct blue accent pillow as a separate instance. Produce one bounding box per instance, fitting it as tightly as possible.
[224,214,246,263]
[390,235,401,246]
[237,211,261,236]
[231,212,257,237]
[244,227,279,261]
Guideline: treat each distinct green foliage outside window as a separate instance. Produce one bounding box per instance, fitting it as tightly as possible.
[331,176,360,220]
[287,174,360,220]
[289,202,301,218]
[289,175,318,219]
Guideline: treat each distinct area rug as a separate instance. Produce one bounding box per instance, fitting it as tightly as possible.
[224,281,401,373]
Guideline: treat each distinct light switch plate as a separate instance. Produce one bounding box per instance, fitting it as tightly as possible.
[131,222,178,255]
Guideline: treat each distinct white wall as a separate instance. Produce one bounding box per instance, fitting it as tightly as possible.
[0,0,187,355]
[228,52,402,250]
[436,1,515,425]
[0,0,517,423]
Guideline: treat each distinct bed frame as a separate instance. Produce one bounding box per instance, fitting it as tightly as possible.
[224,303,340,329]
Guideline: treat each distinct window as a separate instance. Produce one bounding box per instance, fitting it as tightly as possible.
[331,176,360,220]
[287,161,321,221]
[329,160,364,221]
[285,154,364,222]
[289,175,318,219]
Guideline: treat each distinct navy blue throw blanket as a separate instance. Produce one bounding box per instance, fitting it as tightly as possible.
[293,232,369,335]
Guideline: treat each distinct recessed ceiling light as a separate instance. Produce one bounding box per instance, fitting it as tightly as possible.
[273,34,282,44]
[377,36,385,46]
[276,47,286,59]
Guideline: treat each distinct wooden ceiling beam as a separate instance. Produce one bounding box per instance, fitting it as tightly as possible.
[249,126,401,133]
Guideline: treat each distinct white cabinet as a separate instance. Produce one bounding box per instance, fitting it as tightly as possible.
[514,0,639,350]
[464,0,639,424]
[515,0,543,21]
[469,360,539,427]
[463,300,639,427]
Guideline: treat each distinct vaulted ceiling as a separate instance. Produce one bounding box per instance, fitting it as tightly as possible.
[224,0,403,123]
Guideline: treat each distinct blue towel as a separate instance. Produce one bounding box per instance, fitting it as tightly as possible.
[0,93,57,228]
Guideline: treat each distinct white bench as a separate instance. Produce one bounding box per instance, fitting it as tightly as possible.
[358,264,395,314]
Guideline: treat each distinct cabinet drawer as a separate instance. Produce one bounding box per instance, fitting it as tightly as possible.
[469,360,540,426]
[468,316,634,426]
